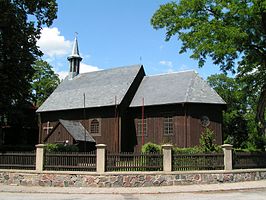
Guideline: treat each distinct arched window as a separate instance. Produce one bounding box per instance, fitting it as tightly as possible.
[90,119,100,135]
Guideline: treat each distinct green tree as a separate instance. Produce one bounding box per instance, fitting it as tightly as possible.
[0,0,57,119]
[207,74,252,148]
[151,0,266,140]
[31,60,60,107]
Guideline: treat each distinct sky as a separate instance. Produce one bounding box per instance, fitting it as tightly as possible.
[37,0,222,80]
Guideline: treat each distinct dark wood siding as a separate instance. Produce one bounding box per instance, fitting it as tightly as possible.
[39,106,120,152]
[45,124,74,144]
[40,121,58,144]
[128,103,224,152]
[39,102,224,153]
[187,103,223,146]
[82,117,119,152]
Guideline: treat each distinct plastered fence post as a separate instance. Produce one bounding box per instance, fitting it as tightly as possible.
[96,144,107,173]
[162,144,173,172]
[221,144,233,170]
[35,144,46,172]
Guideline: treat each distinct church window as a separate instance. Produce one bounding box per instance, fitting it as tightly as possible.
[164,116,173,135]
[90,119,100,135]
[200,116,210,127]
[136,118,147,136]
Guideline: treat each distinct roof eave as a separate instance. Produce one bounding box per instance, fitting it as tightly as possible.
[130,101,226,108]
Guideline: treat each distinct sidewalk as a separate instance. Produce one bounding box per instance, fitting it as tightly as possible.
[0,180,266,194]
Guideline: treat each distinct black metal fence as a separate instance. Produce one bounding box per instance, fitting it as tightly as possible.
[233,152,266,169]
[106,152,163,171]
[0,151,36,170]
[44,151,96,171]
[172,153,224,171]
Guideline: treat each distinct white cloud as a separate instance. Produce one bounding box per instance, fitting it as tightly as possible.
[37,27,72,57]
[80,63,101,73]
[159,60,173,68]
[57,71,69,81]
[167,68,175,73]
[56,63,101,80]
[37,27,101,80]
[179,64,190,71]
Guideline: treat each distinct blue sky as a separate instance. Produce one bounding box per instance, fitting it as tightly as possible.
[37,0,222,80]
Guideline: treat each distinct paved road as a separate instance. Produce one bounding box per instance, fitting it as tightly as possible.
[1,180,266,200]
[0,189,266,200]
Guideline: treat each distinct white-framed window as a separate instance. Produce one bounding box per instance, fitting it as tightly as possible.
[163,116,173,136]
[136,118,147,136]
[90,119,101,135]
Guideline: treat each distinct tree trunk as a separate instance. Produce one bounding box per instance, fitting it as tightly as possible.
[256,84,266,138]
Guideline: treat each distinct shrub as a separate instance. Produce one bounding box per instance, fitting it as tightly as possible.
[173,146,202,154]
[199,128,221,152]
[45,143,79,152]
[141,142,161,153]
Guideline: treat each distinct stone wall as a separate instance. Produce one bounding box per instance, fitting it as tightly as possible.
[1,169,266,187]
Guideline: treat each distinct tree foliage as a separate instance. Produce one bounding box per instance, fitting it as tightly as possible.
[31,60,60,107]
[207,74,265,149]
[0,0,57,118]
[151,0,266,137]
[207,74,250,147]
[199,128,220,152]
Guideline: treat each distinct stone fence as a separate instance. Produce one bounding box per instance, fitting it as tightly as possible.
[1,168,266,187]
[1,144,266,187]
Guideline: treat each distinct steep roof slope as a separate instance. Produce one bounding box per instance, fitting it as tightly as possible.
[59,119,95,142]
[130,71,226,107]
[37,65,143,112]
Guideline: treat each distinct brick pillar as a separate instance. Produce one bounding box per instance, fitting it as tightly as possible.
[96,144,106,173]
[35,144,46,172]
[162,144,173,172]
[221,144,233,170]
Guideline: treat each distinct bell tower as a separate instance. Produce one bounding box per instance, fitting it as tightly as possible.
[67,35,82,79]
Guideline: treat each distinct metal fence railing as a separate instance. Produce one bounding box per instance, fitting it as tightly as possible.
[172,153,224,171]
[233,152,266,169]
[106,152,163,171]
[44,151,96,171]
[0,151,36,170]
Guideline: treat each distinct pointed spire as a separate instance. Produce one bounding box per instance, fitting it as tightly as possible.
[71,36,80,56]
[67,34,82,79]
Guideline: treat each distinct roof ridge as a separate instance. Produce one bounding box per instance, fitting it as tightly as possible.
[78,64,142,76]
[184,72,196,102]
[146,70,196,78]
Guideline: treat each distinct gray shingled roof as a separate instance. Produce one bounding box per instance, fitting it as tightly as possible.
[37,65,142,112]
[130,71,226,107]
[59,119,95,142]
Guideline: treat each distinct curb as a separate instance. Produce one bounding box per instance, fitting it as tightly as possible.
[0,180,266,194]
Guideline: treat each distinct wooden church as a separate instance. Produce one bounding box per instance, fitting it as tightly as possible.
[37,37,226,152]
